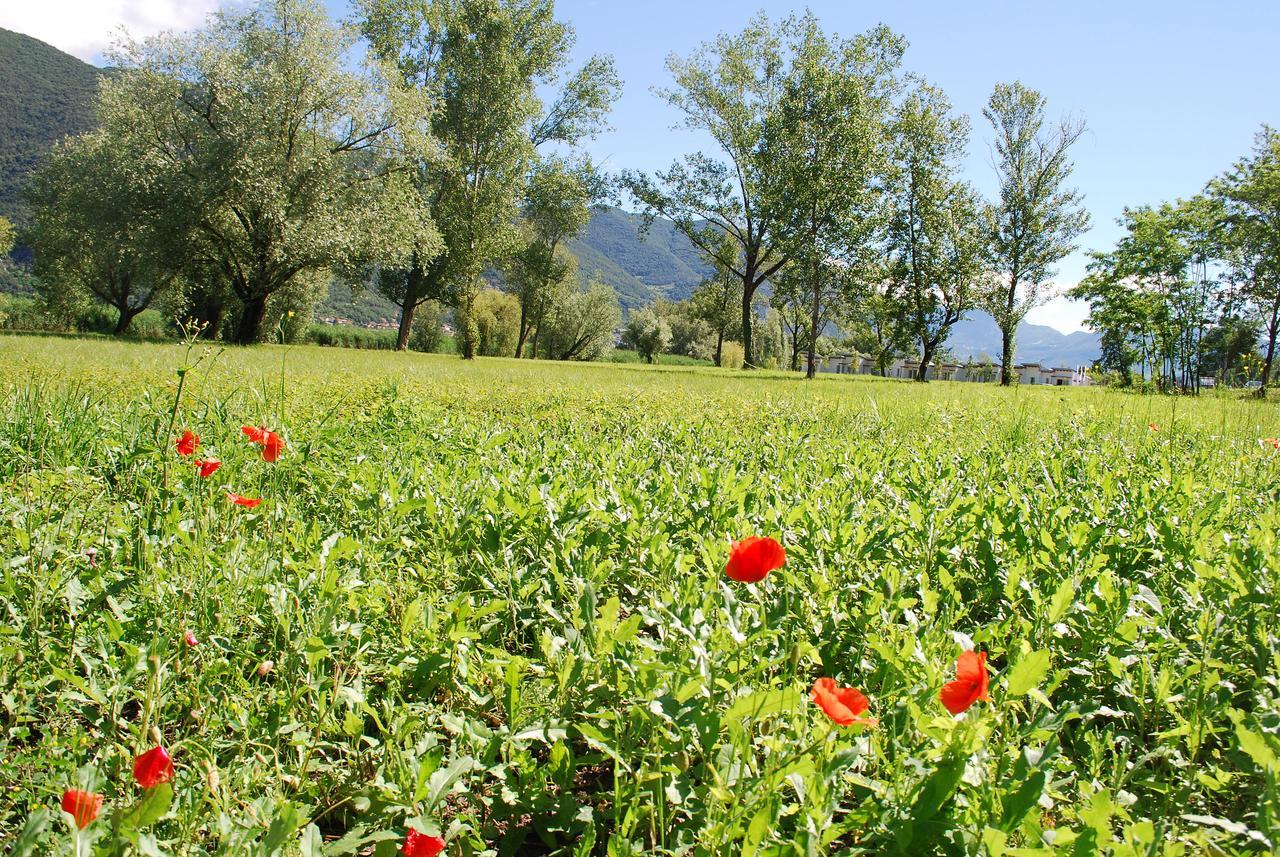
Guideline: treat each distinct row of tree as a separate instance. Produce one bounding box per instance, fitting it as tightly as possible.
[622,13,1090,383]
[1073,128,1280,393]
[26,0,622,355]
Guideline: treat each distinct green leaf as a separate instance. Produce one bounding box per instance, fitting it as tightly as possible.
[132,782,173,828]
[725,687,801,723]
[1006,650,1051,697]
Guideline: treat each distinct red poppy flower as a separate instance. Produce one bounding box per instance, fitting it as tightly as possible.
[133,746,175,789]
[227,493,262,508]
[724,536,786,583]
[1265,438,1279,450]
[61,789,102,829]
[402,830,446,857]
[193,458,221,477]
[1148,422,1158,432]
[939,650,990,715]
[811,677,876,727]
[184,630,198,647]
[242,425,284,462]
[176,430,199,456]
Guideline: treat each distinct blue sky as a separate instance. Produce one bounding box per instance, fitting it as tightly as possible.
[6,0,1278,331]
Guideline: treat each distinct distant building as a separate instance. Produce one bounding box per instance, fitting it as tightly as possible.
[808,352,1092,386]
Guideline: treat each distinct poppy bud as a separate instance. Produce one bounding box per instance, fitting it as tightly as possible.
[257,660,274,677]
[184,630,198,647]
[61,789,102,829]
[133,746,175,789]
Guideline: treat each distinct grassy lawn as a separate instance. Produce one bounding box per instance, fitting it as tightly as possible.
[2,333,1278,854]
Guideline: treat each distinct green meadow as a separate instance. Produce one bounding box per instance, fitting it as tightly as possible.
[2,333,1279,855]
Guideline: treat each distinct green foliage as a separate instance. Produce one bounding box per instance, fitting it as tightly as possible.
[27,128,185,334]
[980,81,1090,384]
[621,305,671,363]
[304,323,398,350]
[883,84,986,380]
[539,277,621,360]
[1209,125,1280,393]
[0,28,102,224]
[103,0,439,345]
[0,214,14,256]
[2,335,1279,853]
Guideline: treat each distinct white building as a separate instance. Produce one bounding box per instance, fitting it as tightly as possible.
[809,352,1092,385]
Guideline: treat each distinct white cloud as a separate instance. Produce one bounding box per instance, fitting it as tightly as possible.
[0,1,226,63]
[1025,294,1092,334]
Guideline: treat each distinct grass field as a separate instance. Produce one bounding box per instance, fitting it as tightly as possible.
[2,333,1279,856]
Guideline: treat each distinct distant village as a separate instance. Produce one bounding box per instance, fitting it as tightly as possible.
[813,352,1094,385]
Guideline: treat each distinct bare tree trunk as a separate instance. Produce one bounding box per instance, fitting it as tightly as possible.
[805,264,821,380]
[113,306,141,335]
[999,326,1015,386]
[515,300,531,358]
[915,341,935,382]
[396,302,416,352]
[233,293,269,345]
[740,270,756,369]
[1258,297,1280,399]
[714,329,724,367]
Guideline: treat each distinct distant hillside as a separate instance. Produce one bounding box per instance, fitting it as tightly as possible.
[0,28,103,224]
[948,311,1100,367]
[567,207,713,309]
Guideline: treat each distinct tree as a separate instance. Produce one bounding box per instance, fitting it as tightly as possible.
[884,86,986,381]
[0,216,13,256]
[28,129,183,333]
[1209,126,1280,396]
[980,81,1090,385]
[689,237,744,366]
[761,16,903,379]
[104,0,437,345]
[623,13,791,368]
[540,278,620,360]
[504,157,597,357]
[360,0,619,355]
[622,305,671,363]
[1072,200,1220,392]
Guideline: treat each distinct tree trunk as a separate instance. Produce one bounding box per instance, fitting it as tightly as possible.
[915,342,934,382]
[113,306,140,335]
[396,302,417,352]
[999,326,1015,386]
[515,301,531,358]
[714,330,724,368]
[805,275,820,380]
[1258,300,1280,399]
[740,276,756,369]
[233,293,269,345]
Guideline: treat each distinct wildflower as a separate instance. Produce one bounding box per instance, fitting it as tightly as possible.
[184,630,198,647]
[939,650,990,715]
[227,493,262,508]
[85,548,97,568]
[1148,422,1158,432]
[60,789,102,829]
[1264,437,1279,450]
[724,536,786,584]
[176,430,200,456]
[257,660,274,677]
[241,425,284,462]
[133,746,175,789]
[402,830,446,857]
[811,677,876,727]
[193,459,221,477]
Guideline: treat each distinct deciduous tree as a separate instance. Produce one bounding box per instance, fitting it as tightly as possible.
[981,81,1089,385]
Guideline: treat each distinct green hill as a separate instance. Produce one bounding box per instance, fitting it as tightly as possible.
[0,28,103,224]
[567,207,712,309]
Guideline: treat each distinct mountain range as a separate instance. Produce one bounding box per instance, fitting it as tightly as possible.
[0,27,1099,366]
